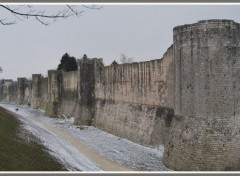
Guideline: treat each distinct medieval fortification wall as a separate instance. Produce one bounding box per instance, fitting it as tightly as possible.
[1,19,240,171]
[94,45,174,145]
[0,79,17,102]
[163,19,240,171]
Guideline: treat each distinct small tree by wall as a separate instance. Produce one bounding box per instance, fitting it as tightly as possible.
[57,53,78,72]
[120,53,134,64]
[111,60,118,66]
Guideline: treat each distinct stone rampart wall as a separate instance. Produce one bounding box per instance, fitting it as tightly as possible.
[59,70,78,117]
[94,46,174,146]
[1,19,239,171]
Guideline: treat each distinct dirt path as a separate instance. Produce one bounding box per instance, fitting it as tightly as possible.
[25,115,137,171]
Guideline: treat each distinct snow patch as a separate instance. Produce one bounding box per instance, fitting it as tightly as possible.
[0,103,101,171]
[0,102,171,171]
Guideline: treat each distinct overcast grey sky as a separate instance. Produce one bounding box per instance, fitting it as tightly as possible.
[1,4,240,80]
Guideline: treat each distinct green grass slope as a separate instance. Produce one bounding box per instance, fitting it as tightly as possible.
[0,107,66,171]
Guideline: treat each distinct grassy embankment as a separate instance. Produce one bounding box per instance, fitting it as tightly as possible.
[0,107,66,171]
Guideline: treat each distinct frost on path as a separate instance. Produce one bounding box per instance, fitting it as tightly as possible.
[0,103,101,171]
[0,103,170,171]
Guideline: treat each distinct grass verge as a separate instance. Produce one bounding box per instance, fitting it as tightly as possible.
[0,107,67,171]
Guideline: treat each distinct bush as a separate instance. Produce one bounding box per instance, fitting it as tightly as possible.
[57,53,77,72]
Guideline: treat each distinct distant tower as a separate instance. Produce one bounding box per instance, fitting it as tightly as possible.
[45,70,61,117]
[16,77,30,105]
[31,74,42,108]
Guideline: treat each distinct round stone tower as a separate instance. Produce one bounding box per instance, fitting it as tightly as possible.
[163,20,240,170]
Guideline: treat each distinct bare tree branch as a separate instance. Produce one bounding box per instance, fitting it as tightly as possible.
[35,16,49,26]
[82,5,102,10]
[0,4,102,26]
[0,5,71,19]
[0,18,15,25]
[13,12,24,21]
[67,5,84,17]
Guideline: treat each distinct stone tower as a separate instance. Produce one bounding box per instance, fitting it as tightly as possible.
[16,77,31,105]
[31,74,42,108]
[163,20,240,170]
[45,70,61,117]
[75,56,103,125]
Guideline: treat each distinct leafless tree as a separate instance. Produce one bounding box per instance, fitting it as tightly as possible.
[0,5,102,73]
[0,4,102,26]
[120,53,134,64]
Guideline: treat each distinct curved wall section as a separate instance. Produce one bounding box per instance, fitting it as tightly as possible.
[163,20,240,170]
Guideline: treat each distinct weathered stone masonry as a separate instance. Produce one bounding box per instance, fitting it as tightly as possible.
[16,77,32,105]
[0,79,17,102]
[1,19,240,171]
[94,45,174,146]
[163,20,240,171]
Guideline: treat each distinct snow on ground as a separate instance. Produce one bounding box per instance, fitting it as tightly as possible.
[0,103,170,171]
[0,103,101,171]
